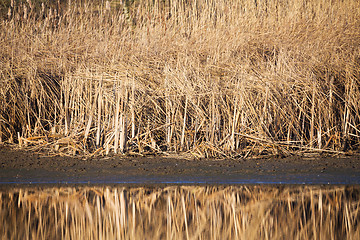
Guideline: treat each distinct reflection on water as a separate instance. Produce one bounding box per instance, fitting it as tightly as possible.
[1,185,359,239]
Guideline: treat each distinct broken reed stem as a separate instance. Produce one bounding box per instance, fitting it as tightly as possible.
[119,113,127,153]
[96,79,102,147]
[310,80,316,149]
[131,76,135,139]
[180,97,188,150]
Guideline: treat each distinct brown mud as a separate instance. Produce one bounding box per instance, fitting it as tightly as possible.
[0,145,359,185]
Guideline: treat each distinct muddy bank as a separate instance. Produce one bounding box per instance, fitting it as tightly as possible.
[0,145,359,184]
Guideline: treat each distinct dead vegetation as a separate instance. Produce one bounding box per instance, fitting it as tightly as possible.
[1,0,360,157]
[0,185,359,239]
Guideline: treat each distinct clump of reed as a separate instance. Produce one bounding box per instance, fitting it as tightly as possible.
[1,0,360,157]
[0,185,359,239]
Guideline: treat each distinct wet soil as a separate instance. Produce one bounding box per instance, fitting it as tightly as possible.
[0,145,359,185]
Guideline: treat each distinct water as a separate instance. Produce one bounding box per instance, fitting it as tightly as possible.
[1,168,359,185]
[1,185,359,239]
[1,155,359,239]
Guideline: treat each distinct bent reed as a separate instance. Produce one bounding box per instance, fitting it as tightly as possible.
[1,0,360,157]
[1,185,359,239]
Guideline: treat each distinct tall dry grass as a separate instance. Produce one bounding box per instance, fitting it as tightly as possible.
[1,0,360,157]
[0,185,359,239]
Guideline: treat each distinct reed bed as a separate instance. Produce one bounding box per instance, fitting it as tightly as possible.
[1,0,360,157]
[0,185,359,239]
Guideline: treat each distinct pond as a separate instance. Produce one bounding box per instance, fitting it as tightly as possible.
[1,148,359,239]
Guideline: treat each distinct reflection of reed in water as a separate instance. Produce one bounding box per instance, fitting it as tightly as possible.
[0,186,359,239]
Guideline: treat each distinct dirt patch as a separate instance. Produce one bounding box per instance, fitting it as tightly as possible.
[0,145,359,184]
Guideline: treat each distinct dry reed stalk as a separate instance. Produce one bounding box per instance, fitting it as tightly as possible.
[114,81,121,154]
[96,78,103,147]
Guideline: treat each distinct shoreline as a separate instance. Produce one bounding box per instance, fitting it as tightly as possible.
[1,145,359,185]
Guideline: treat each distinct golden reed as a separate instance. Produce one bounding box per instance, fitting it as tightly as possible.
[1,0,360,157]
[0,185,359,239]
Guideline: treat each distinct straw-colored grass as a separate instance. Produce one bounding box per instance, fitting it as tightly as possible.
[1,0,360,157]
[0,185,359,239]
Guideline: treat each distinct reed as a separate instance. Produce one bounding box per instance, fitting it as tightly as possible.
[1,0,360,157]
[0,185,359,239]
